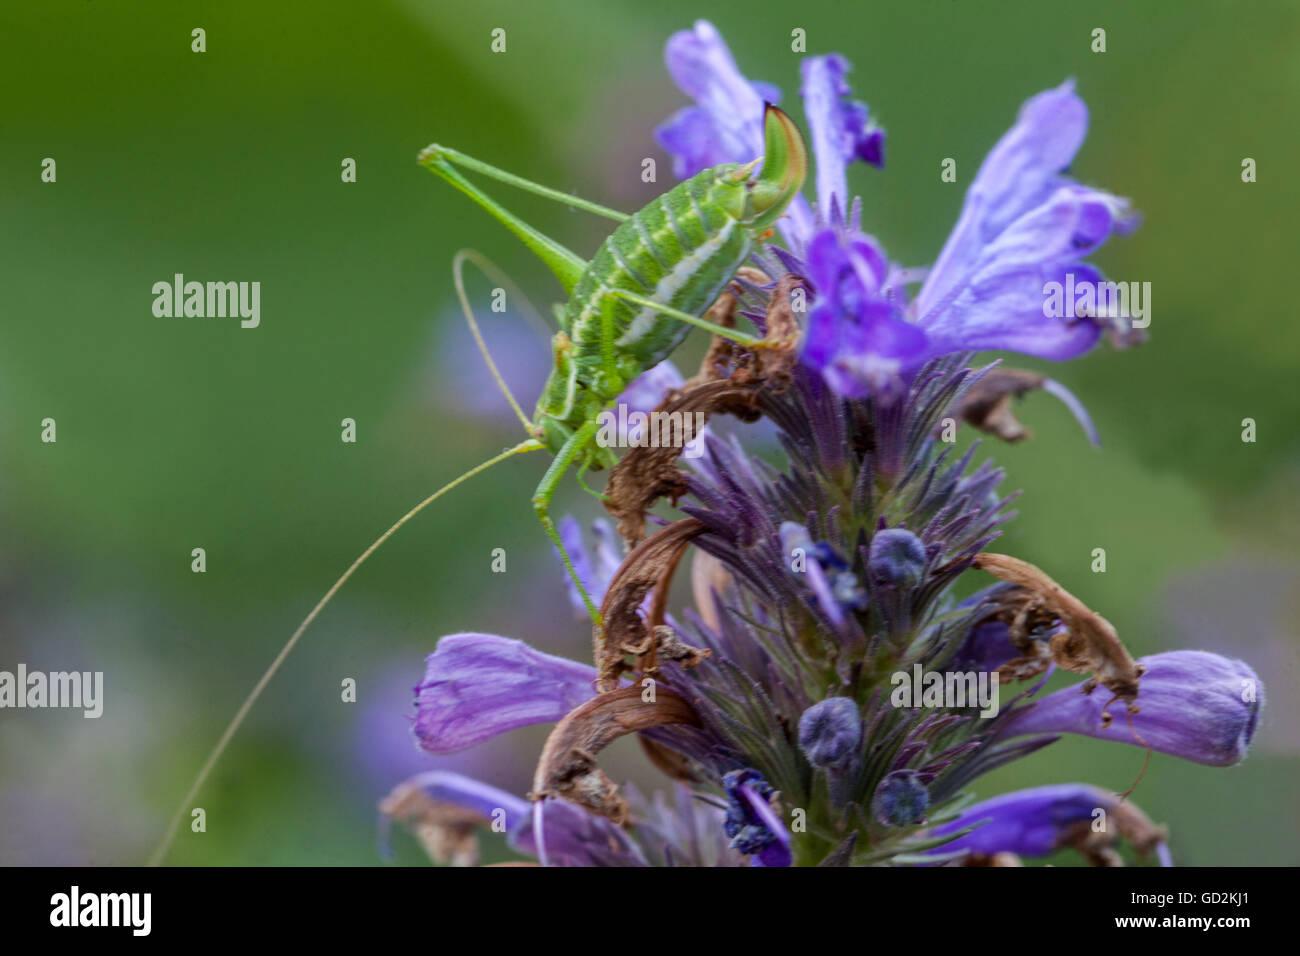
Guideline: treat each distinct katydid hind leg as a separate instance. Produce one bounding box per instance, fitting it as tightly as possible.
[421,154,587,294]
[603,288,764,347]
[421,143,630,223]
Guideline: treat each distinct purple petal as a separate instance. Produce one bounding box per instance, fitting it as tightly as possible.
[799,227,929,397]
[655,107,736,185]
[654,20,816,246]
[555,516,622,614]
[932,783,1117,857]
[392,770,531,827]
[918,190,1133,360]
[413,634,597,753]
[656,20,772,179]
[521,798,647,866]
[948,617,1020,673]
[913,81,1139,365]
[997,650,1264,766]
[740,782,793,868]
[616,359,684,415]
[800,54,885,215]
[920,80,1088,317]
[780,520,844,627]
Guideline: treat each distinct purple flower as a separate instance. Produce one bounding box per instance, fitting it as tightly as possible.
[413,634,597,754]
[800,229,929,398]
[799,697,862,769]
[800,54,884,214]
[723,769,792,867]
[798,80,1139,399]
[380,770,643,866]
[656,21,780,179]
[872,770,931,827]
[780,520,869,624]
[382,26,1259,869]
[931,784,1172,866]
[656,21,886,247]
[948,618,1020,674]
[916,81,1137,360]
[998,650,1263,767]
[654,25,1138,405]
[868,527,929,589]
[394,770,531,829]
[383,772,746,867]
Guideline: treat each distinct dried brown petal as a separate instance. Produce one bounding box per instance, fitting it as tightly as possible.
[378,779,485,867]
[953,367,1049,442]
[1060,799,1168,867]
[602,381,763,545]
[602,274,804,547]
[531,686,700,824]
[972,553,1145,722]
[595,518,708,686]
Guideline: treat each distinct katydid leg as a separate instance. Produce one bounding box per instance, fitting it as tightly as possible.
[420,153,588,293]
[531,419,603,626]
[422,144,629,223]
[603,288,765,347]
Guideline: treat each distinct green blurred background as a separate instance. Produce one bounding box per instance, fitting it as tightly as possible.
[1,0,1296,865]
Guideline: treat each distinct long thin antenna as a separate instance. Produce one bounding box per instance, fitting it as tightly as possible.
[148,438,544,865]
[452,249,546,433]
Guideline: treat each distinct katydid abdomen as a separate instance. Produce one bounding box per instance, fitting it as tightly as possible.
[560,172,756,399]
[536,103,808,446]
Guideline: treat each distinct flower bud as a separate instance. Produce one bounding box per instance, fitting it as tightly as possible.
[798,697,862,768]
[871,769,930,827]
[868,528,928,588]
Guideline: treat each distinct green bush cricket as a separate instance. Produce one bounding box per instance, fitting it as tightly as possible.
[149,105,808,864]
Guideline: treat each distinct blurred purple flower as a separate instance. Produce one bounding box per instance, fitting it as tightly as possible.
[723,769,792,867]
[434,307,550,426]
[413,634,597,754]
[932,783,1172,866]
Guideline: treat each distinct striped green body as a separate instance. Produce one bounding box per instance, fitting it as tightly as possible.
[533,163,756,452]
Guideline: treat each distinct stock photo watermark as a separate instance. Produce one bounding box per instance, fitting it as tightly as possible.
[151,274,260,328]
[890,664,1000,718]
[1043,273,1151,327]
[0,664,103,718]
